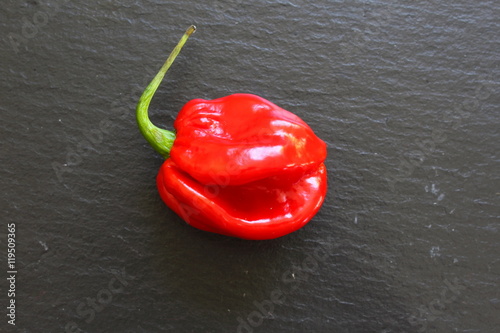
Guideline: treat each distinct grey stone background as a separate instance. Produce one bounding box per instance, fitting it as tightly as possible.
[1,0,498,332]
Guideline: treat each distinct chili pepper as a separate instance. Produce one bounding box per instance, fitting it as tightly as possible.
[137,26,327,240]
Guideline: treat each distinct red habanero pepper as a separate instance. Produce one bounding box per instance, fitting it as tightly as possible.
[136,26,327,240]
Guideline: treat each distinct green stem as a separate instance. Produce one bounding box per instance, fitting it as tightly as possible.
[136,25,196,158]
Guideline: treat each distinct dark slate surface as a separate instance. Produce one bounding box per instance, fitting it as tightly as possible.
[1,1,499,332]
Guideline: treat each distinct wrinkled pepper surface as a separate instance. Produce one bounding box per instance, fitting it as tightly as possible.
[137,26,327,240]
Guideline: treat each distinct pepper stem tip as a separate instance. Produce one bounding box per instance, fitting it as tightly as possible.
[136,25,196,158]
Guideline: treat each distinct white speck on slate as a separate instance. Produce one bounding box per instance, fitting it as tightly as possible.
[39,241,48,251]
[437,193,445,201]
[354,214,358,224]
[453,258,459,264]
[431,183,441,195]
[430,246,441,258]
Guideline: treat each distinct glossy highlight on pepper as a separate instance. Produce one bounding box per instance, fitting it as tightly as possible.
[136,26,327,240]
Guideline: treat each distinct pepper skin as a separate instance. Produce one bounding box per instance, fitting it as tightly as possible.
[171,93,326,186]
[137,26,327,240]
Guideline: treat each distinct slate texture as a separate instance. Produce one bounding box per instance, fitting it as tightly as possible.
[1,1,499,332]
